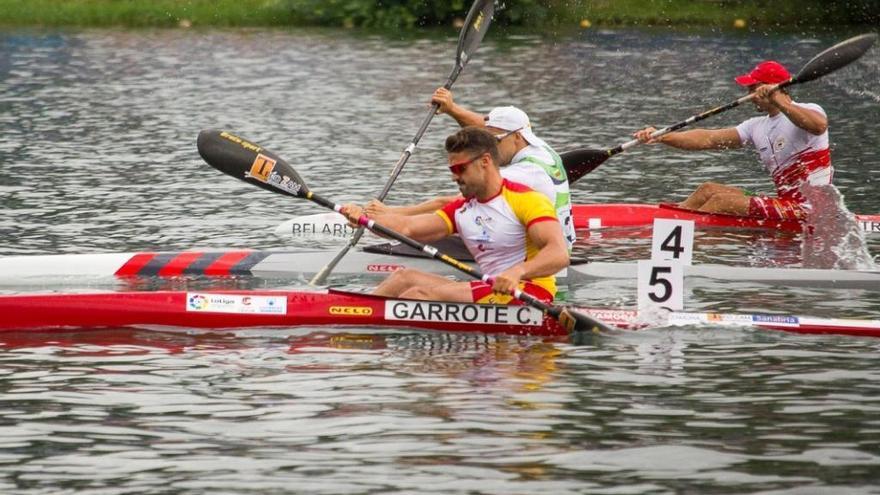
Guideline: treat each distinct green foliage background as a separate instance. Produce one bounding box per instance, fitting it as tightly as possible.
[285,0,880,28]
[0,0,877,28]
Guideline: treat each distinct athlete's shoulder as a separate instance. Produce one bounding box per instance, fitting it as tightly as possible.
[793,101,827,117]
[514,144,555,164]
[501,179,538,194]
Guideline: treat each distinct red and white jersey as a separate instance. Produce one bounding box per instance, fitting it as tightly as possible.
[736,102,832,200]
[436,180,559,296]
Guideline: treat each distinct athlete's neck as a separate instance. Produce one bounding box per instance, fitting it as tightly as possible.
[475,174,504,202]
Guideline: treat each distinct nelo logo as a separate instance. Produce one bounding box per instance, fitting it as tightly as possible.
[367,264,404,272]
[329,306,373,316]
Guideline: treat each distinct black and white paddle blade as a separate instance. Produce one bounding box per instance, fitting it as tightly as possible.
[558,308,616,334]
[793,33,877,85]
[456,0,494,69]
[561,148,612,183]
[197,129,310,198]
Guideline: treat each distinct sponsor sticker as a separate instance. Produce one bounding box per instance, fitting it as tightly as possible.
[367,264,405,273]
[220,131,262,153]
[249,153,276,182]
[329,306,373,316]
[668,312,753,326]
[385,300,543,326]
[752,314,799,326]
[185,292,286,315]
[586,309,638,323]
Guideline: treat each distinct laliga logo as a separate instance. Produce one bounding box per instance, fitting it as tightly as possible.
[188,294,209,310]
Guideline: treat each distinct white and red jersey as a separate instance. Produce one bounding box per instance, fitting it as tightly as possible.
[436,179,559,296]
[736,102,832,200]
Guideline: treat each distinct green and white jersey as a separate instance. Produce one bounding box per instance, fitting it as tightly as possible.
[500,144,576,248]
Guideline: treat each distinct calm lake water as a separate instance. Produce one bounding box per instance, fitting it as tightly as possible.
[1,26,879,494]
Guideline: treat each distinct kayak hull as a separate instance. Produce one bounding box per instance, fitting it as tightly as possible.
[1,289,879,339]
[0,290,565,337]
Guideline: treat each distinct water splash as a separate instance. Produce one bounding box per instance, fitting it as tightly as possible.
[801,184,876,270]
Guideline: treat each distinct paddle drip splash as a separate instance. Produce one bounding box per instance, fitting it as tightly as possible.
[801,184,876,270]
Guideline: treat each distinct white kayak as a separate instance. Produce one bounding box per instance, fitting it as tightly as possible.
[275,210,880,238]
[0,248,878,290]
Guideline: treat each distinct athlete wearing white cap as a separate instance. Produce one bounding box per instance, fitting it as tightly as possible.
[365,88,576,248]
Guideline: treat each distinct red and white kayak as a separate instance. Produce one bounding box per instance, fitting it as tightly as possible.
[276,204,880,237]
[571,203,880,232]
[1,289,878,339]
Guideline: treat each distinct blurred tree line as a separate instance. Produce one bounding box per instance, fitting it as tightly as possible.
[284,0,880,28]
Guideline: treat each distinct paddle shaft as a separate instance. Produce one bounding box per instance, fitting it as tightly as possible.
[308,71,458,285]
[303,190,603,331]
[611,79,797,156]
[309,0,494,285]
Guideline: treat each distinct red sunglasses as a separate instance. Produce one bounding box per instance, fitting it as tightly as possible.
[448,153,486,175]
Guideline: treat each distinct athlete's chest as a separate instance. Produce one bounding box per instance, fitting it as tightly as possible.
[752,118,809,164]
[454,199,524,247]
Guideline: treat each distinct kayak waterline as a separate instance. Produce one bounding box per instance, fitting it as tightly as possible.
[1,248,878,289]
[1,288,878,339]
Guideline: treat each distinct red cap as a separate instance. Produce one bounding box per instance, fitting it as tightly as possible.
[734,61,791,86]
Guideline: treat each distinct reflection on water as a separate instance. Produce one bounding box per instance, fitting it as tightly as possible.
[0,27,879,493]
[1,328,879,493]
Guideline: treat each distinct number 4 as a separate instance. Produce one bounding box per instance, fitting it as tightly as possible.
[660,226,684,259]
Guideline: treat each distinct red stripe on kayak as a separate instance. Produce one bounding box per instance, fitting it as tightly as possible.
[203,251,253,276]
[114,253,158,277]
[157,252,205,277]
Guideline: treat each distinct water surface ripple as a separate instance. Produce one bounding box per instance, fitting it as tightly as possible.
[1,27,879,493]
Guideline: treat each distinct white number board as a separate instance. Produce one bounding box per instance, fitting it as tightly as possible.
[650,219,694,265]
[637,219,694,311]
[637,260,684,310]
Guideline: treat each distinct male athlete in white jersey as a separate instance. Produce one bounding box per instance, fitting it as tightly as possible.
[634,60,831,221]
[342,127,569,304]
[366,89,576,248]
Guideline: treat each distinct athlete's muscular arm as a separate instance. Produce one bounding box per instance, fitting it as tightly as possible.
[758,88,828,135]
[492,221,569,294]
[365,195,460,216]
[340,204,449,243]
[634,127,742,151]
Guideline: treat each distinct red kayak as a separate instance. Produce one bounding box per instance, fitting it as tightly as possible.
[572,203,880,233]
[2,289,879,339]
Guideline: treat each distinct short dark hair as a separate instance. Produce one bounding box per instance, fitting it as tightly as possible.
[445,126,501,165]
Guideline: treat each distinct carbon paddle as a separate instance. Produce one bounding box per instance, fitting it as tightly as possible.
[561,33,878,183]
[197,129,613,335]
[309,0,495,285]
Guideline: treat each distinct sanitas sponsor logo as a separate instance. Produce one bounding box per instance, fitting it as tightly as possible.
[385,300,542,326]
[329,306,373,316]
[752,314,798,325]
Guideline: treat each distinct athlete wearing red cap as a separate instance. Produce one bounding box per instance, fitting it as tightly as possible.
[633,60,831,220]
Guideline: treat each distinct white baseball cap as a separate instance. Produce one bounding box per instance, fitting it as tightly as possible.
[484,106,545,147]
